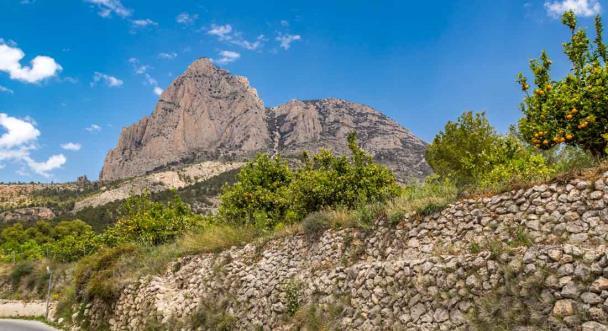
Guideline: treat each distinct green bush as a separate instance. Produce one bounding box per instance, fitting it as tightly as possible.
[218,154,293,230]
[0,220,98,262]
[425,112,503,187]
[290,133,399,216]
[102,193,202,246]
[426,112,559,191]
[219,133,399,230]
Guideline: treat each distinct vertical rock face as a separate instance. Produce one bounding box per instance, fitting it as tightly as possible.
[100,59,271,181]
[273,99,430,181]
[100,58,431,182]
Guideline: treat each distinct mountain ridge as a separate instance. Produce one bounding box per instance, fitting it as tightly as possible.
[100,58,431,182]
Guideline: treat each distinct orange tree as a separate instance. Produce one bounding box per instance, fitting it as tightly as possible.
[517,10,608,157]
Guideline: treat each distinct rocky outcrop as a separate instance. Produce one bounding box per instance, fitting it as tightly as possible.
[0,207,55,223]
[100,59,431,183]
[74,161,242,211]
[100,59,270,182]
[81,173,608,330]
[273,99,429,181]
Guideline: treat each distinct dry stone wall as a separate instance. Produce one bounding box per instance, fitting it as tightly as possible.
[83,172,608,330]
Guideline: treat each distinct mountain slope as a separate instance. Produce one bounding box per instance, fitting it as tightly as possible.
[100,58,431,182]
[100,59,270,181]
[273,99,430,181]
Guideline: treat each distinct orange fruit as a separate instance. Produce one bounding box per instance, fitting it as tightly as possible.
[566,114,573,120]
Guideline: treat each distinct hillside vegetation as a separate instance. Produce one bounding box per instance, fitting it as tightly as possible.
[0,9,608,330]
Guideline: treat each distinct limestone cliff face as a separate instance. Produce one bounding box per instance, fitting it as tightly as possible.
[272,99,430,181]
[100,59,270,181]
[100,58,431,182]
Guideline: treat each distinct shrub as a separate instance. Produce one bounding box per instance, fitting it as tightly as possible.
[9,261,34,288]
[285,280,302,317]
[427,112,559,191]
[517,10,608,157]
[218,154,293,230]
[477,152,555,191]
[73,244,138,304]
[386,175,458,218]
[219,133,399,230]
[425,112,503,187]
[290,133,400,216]
[102,193,202,246]
[0,219,98,262]
[302,212,331,239]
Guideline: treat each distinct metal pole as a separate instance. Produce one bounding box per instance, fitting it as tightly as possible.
[45,266,52,321]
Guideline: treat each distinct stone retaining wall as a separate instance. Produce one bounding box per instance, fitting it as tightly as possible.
[84,172,608,330]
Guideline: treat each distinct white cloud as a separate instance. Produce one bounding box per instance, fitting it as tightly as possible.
[0,113,66,177]
[176,12,198,25]
[24,154,66,176]
[545,0,601,17]
[214,50,241,64]
[276,33,302,50]
[91,72,123,87]
[232,35,265,51]
[158,52,177,60]
[0,43,62,84]
[131,18,158,28]
[86,124,102,132]
[84,0,131,18]
[129,58,163,96]
[208,24,233,40]
[60,142,81,151]
[207,24,265,51]
[0,85,13,94]
[0,113,39,149]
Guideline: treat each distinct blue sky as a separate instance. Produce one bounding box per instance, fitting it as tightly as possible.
[0,0,603,182]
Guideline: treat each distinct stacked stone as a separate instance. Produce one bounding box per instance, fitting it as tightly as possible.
[83,172,608,330]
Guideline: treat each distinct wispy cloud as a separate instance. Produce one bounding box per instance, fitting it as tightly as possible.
[129,58,163,96]
[131,18,158,29]
[0,42,62,84]
[176,12,198,25]
[0,85,13,94]
[276,33,302,50]
[85,124,102,132]
[208,24,233,40]
[545,0,601,17]
[158,52,177,60]
[214,50,241,65]
[84,0,131,18]
[91,72,123,87]
[0,113,66,177]
[207,24,265,51]
[61,142,82,151]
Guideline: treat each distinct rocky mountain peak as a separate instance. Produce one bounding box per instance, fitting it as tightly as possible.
[100,60,431,182]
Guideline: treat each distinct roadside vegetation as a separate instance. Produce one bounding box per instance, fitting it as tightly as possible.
[0,8,607,329]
